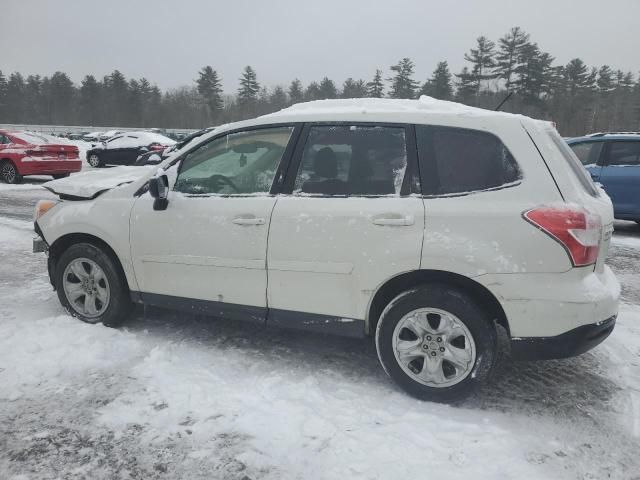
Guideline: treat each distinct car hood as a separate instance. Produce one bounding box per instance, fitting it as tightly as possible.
[43,166,154,199]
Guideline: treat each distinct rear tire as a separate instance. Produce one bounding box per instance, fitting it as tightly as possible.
[52,173,70,179]
[375,284,497,403]
[1,160,22,184]
[54,243,132,327]
[87,154,102,168]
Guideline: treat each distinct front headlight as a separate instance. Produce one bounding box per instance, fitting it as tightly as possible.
[34,199,60,221]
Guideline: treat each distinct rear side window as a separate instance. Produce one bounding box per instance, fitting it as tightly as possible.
[293,125,408,196]
[605,141,640,166]
[416,125,521,196]
[570,142,603,166]
[546,130,598,197]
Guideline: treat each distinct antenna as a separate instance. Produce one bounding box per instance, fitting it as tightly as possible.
[494,92,513,111]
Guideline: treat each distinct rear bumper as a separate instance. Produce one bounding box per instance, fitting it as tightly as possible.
[19,159,82,175]
[477,266,620,338]
[510,315,616,360]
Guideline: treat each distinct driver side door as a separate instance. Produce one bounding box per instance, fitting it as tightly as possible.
[129,125,298,322]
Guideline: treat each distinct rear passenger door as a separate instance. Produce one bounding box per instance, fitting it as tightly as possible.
[598,140,640,219]
[266,123,424,336]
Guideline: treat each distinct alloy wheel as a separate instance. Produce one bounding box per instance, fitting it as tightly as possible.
[62,257,111,320]
[392,307,476,387]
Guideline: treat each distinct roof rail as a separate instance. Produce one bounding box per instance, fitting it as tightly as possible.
[587,131,640,137]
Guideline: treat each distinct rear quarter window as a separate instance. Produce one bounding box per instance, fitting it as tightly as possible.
[546,130,599,197]
[416,125,521,196]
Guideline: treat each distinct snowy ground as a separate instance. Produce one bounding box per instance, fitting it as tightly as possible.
[0,185,639,479]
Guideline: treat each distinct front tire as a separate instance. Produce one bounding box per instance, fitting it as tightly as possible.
[87,153,102,168]
[375,285,497,403]
[54,243,132,327]
[1,160,23,184]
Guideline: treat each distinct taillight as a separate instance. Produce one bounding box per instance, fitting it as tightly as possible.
[524,205,601,267]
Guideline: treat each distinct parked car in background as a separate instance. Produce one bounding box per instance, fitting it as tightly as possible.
[0,130,81,184]
[34,98,619,402]
[134,127,215,165]
[99,130,125,142]
[566,132,640,224]
[86,131,176,167]
[83,131,104,142]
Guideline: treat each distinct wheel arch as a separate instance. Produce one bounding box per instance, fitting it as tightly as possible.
[48,233,130,294]
[366,269,510,337]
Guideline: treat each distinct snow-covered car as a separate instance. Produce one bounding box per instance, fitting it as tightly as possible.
[83,131,104,142]
[0,130,81,184]
[98,130,125,142]
[86,132,176,167]
[32,98,619,402]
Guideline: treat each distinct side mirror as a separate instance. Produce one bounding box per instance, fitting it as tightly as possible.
[149,175,169,211]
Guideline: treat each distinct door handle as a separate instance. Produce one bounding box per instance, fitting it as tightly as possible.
[232,215,266,226]
[372,214,414,226]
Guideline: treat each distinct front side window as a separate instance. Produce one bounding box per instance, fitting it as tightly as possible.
[605,141,640,166]
[293,125,407,196]
[570,141,604,166]
[416,125,521,195]
[175,126,294,195]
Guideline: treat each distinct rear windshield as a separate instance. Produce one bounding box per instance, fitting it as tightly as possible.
[13,132,51,145]
[546,130,599,197]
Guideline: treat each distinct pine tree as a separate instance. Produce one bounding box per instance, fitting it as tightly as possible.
[463,36,497,94]
[318,77,338,99]
[342,78,367,98]
[196,66,224,120]
[420,61,453,100]
[79,75,101,125]
[237,66,260,116]
[513,43,554,106]
[304,81,321,101]
[23,75,43,124]
[0,70,7,121]
[6,73,26,123]
[494,27,530,90]
[388,58,418,99]
[288,79,304,105]
[48,72,75,125]
[455,67,477,104]
[269,86,288,110]
[367,69,384,98]
[597,65,615,93]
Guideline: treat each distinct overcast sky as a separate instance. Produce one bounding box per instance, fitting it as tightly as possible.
[3,0,639,92]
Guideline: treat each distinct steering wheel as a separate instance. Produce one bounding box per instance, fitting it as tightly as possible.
[208,174,240,193]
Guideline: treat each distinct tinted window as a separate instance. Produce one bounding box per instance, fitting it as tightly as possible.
[175,126,293,195]
[0,135,9,144]
[570,142,603,166]
[606,141,640,166]
[416,126,521,195]
[293,125,407,196]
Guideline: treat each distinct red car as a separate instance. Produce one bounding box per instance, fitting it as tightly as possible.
[0,130,82,184]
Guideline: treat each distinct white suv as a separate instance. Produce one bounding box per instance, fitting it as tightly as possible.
[33,98,620,402]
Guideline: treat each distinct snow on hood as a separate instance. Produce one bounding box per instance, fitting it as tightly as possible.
[43,166,153,199]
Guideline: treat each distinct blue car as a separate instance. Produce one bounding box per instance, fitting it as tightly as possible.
[566,133,640,224]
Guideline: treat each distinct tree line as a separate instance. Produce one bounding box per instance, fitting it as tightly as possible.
[1,26,639,136]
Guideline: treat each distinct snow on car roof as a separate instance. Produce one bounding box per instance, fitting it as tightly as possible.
[261,96,521,122]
